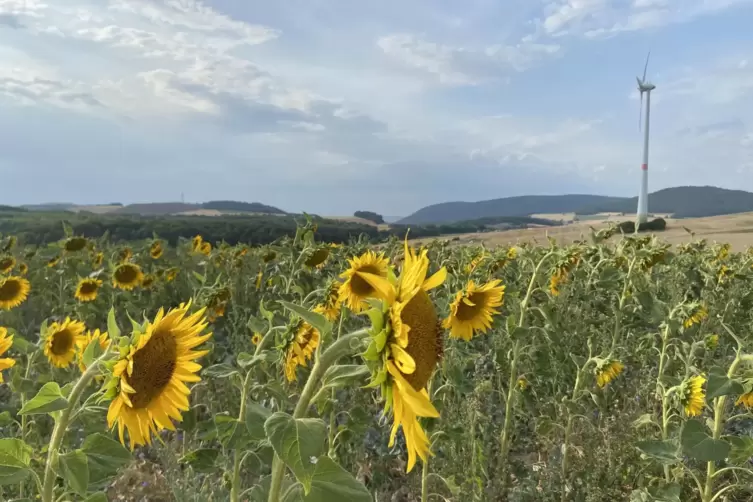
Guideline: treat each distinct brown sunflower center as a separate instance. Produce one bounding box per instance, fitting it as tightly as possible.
[114,265,138,284]
[64,237,88,252]
[79,281,99,295]
[50,329,74,356]
[454,291,487,321]
[350,266,382,296]
[305,248,330,267]
[398,290,441,391]
[0,279,21,301]
[126,328,178,409]
[0,257,14,271]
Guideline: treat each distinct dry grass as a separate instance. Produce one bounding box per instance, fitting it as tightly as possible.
[413,212,753,251]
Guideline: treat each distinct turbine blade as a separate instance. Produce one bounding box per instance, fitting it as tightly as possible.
[642,51,651,81]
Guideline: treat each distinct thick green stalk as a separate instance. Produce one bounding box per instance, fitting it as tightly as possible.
[499,252,552,484]
[656,324,671,483]
[702,357,741,501]
[561,368,583,502]
[41,351,109,502]
[19,351,36,499]
[420,456,429,502]
[230,370,254,502]
[267,329,369,502]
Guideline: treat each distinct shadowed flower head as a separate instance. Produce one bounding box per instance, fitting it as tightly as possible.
[0,327,16,383]
[44,318,86,368]
[595,360,624,388]
[338,251,391,313]
[681,375,706,417]
[0,276,30,310]
[112,263,144,291]
[75,278,103,302]
[444,279,505,341]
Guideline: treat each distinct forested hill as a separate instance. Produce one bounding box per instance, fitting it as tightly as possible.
[399,186,753,224]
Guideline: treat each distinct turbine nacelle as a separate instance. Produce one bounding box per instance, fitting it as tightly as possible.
[636,77,656,93]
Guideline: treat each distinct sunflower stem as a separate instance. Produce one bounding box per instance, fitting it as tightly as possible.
[499,252,552,489]
[230,370,254,502]
[41,349,109,502]
[267,328,369,502]
[420,456,429,502]
[19,350,36,499]
[701,355,741,502]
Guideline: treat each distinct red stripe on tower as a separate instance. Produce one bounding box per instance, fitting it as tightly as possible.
[641,164,648,171]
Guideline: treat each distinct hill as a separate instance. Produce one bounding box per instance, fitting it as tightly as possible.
[399,186,753,224]
[202,200,285,214]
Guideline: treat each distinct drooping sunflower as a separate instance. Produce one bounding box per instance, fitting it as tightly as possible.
[736,391,753,409]
[105,302,212,449]
[262,249,277,263]
[165,267,179,282]
[0,327,16,383]
[191,235,203,252]
[255,270,264,291]
[150,241,163,260]
[304,247,330,269]
[47,255,61,268]
[18,263,28,275]
[199,241,212,256]
[464,253,486,274]
[595,360,624,388]
[77,329,110,373]
[112,263,144,291]
[141,274,157,289]
[0,276,30,310]
[92,252,104,268]
[251,332,262,345]
[684,305,708,329]
[284,321,321,382]
[681,375,706,417]
[64,236,89,253]
[75,278,103,302]
[444,280,505,341]
[118,247,133,263]
[338,250,391,313]
[317,281,342,322]
[43,318,86,368]
[0,255,15,274]
[359,238,447,472]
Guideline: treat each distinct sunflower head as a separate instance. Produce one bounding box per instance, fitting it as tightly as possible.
[338,251,391,313]
[443,280,505,341]
[0,276,30,310]
[0,255,16,274]
[316,280,342,322]
[141,274,157,289]
[684,305,708,329]
[165,267,179,282]
[736,390,753,409]
[199,241,212,256]
[18,263,28,275]
[118,247,133,263]
[191,235,203,252]
[75,277,103,302]
[64,236,89,253]
[43,318,86,368]
[360,238,448,472]
[595,360,624,388]
[251,332,262,346]
[104,301,212,449]
[0,327,16,383]
[681,375,706,417]
[262,249,277,263]
[304,247,330,269]
[112,263,144,291]
[47,256,61,268]
[77,329,111,373]
[92,252,104,268]
[150,241,164,259]
[284,321,321,382]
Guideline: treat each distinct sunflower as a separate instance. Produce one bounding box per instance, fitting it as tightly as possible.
[284,322,321,382]
[444,280,505,341]
[43,318,86,368]
[77,329,110,373]
[681,375,706,417]
[105,302,212,449]
[595,360,624,388]
[684,305,708,329]
[141,274,157,289]
[255,270,263,291]
[464,254,486,274]
[317,281,342,322]
[92,252,104,268]
[47,256,60,268]
[0,255,15,274]
[705,334,719,351]
[112,263,144,291]
[0,276,30,310]
[251,332,262,345]
[64,236,89,253]
[517,377,528,390]
[18,263,28,275]
[199,241,212,256]
[191,235,203,252]
[262,249,277,263]
[150,241,163,259]
[118,248,133,263]
[360,238,447,472]
[75,278,103,302]
[165,267,179,282]
[736,391,753,409]
[506,247,518,260]
[304,247,330,269]
[0,327,16,383]
[338,251,391,313]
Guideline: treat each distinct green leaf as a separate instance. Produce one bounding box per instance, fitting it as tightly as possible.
[509,326,529,342]
[265,412,327,493]
[192,271,206,284]
[632,414,658,430]
[681,420,730,462]
[0,438,32,485]
[247,315,268,334]
[59,449,89,495]
[0,411,12,427]
[215,415,252,450]
[107,307,121,340]
[203,363,239,378]
[246,403,272,442]
[238,352,274,369]
[319,365,369,394]
[82,335,105,369]
[727,436,753,464]
[705,367,744,401]
[635,440,681,464]
[179,449,219,473]
[84,493,108,502]
[279,301,333,336]
[82,433,131,485]
[18,382,68,415]
[282,457,372,502]
[10,335,33,354]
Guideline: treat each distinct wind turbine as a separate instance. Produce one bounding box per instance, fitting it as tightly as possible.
[636,52,655,225]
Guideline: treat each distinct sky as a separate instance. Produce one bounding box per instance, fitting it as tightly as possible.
[1,0,752,217]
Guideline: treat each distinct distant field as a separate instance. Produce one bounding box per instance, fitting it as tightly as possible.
[413,212,753,251]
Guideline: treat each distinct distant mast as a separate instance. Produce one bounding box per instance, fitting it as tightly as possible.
[181,192,185,204]
[636,52,655,225]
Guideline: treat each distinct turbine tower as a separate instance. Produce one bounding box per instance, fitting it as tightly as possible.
[636,52,655,225]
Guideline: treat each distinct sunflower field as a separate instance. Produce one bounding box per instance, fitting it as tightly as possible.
[1,219,753,502]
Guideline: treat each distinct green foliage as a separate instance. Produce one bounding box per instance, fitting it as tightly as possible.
[353,211,384,224]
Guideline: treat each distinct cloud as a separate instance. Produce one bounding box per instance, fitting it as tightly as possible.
[377,33,560,86]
